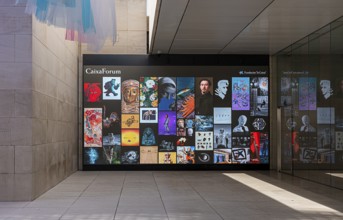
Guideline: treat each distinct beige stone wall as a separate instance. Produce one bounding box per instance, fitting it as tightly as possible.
[0,0,147,201]
[31,18,79,199]
[0,2,33,201]
[82,0,147,54]
[0,2,79,200]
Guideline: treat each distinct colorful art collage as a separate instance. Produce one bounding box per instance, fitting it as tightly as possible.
[84,75,270,165]
[280,76,343,165]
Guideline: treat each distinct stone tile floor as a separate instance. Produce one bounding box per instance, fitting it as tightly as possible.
[0,171,342,219]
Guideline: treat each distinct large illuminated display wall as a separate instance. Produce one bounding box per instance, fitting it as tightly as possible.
[83,55,269,169]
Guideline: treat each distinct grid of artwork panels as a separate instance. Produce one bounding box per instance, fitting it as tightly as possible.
[83,76,269,165]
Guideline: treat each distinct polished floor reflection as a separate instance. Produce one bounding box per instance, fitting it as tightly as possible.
[0,171,342,220]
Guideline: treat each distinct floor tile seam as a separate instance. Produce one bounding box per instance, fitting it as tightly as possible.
[57,171,101,220]
[113,171,127,220]
[18,173,97,211]
[183,173,225,220]
[152,171,170,220]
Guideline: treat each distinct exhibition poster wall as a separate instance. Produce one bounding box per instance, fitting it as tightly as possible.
[83,63,269,168]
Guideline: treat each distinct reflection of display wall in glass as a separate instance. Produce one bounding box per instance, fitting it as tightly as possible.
[83,66,270,166]
[279,73,343,166]
[298,77,316,110]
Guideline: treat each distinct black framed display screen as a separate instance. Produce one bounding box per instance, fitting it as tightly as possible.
[83,55,270,170]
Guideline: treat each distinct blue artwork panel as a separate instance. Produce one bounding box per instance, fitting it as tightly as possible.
[232,77,250,110]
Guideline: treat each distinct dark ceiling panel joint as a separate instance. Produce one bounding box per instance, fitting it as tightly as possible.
[150,0,162,54]
[219,0,276,54]
[167,0,191,54]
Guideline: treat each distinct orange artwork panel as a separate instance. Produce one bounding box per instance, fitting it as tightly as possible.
[121,129,140,146]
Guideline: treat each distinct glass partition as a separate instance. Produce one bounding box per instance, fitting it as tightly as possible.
[276,18,343,189]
